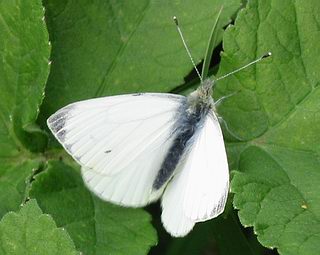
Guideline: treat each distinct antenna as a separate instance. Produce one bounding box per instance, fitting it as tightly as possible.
[216,52,272,81]
[173,16,203,83]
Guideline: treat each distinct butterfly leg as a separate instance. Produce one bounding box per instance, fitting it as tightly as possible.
[217,116,244,141]
[213,91,239,108]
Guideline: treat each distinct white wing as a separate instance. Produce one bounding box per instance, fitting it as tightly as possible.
[161,112,229,237]
[47,93,185,207]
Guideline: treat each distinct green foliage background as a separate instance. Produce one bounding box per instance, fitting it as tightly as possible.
[0,0,319,254]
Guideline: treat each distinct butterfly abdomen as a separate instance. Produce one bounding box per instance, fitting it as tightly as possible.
[152,99,210,190]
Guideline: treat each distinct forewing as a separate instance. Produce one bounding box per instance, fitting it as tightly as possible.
[161,112,229,237]
[47,93,185,206]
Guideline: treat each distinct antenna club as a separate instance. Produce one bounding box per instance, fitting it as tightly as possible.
[173,16,178,25]
[216,53,272,82]
[262,52,272,58]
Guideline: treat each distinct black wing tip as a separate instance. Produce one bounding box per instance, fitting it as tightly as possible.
[47,105,75,142]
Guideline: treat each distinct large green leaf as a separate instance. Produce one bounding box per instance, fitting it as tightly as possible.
[213,0,320,254]
[39,0,241,123]
[29,161,157,255]
[0,0,50,217]
[0,199,78,255]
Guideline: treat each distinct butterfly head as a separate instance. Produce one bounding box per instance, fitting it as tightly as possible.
[187,78,214,112]
[197,78,215,104]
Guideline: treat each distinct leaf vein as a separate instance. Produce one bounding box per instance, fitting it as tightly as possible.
[94,1,152,97]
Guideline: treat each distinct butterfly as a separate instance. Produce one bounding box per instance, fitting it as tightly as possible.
[47,14,271,237]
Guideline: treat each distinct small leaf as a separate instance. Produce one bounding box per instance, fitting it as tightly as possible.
[0,199,78,255]
[0,160,37,218]
[30,161,157,255]
[232,146,320,255]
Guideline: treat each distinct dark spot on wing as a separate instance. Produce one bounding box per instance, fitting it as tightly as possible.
[50,117,66,133]
[48,105,75,142]
[48,111,67,124]
[132,93,144,96]
[57,129,66,142]
[104,150,111,153]
[152,101,211,190]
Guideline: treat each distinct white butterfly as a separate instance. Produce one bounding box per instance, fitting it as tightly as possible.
[47,14,271,236]
[47,78,228,236]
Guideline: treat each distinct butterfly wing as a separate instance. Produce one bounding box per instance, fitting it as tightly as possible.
[161,111,229,237]
[47,93,185,207]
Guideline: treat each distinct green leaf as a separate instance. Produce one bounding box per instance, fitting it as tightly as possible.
[0,199,78,255]
[0,0,50,217]
[232,146,320,255]
[201,6,224,80]
[29,161,157,255]
[215,0,320,254]
[39,0,242,124]
[0,160,37,218]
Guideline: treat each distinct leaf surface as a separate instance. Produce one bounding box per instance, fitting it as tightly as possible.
[0,0,50,217]
[214,0,320,254]
[0,199,78,255]
[40,0,241,122]
[30,161,157,255]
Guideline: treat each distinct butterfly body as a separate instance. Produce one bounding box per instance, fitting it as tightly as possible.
[153,79,215,190]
